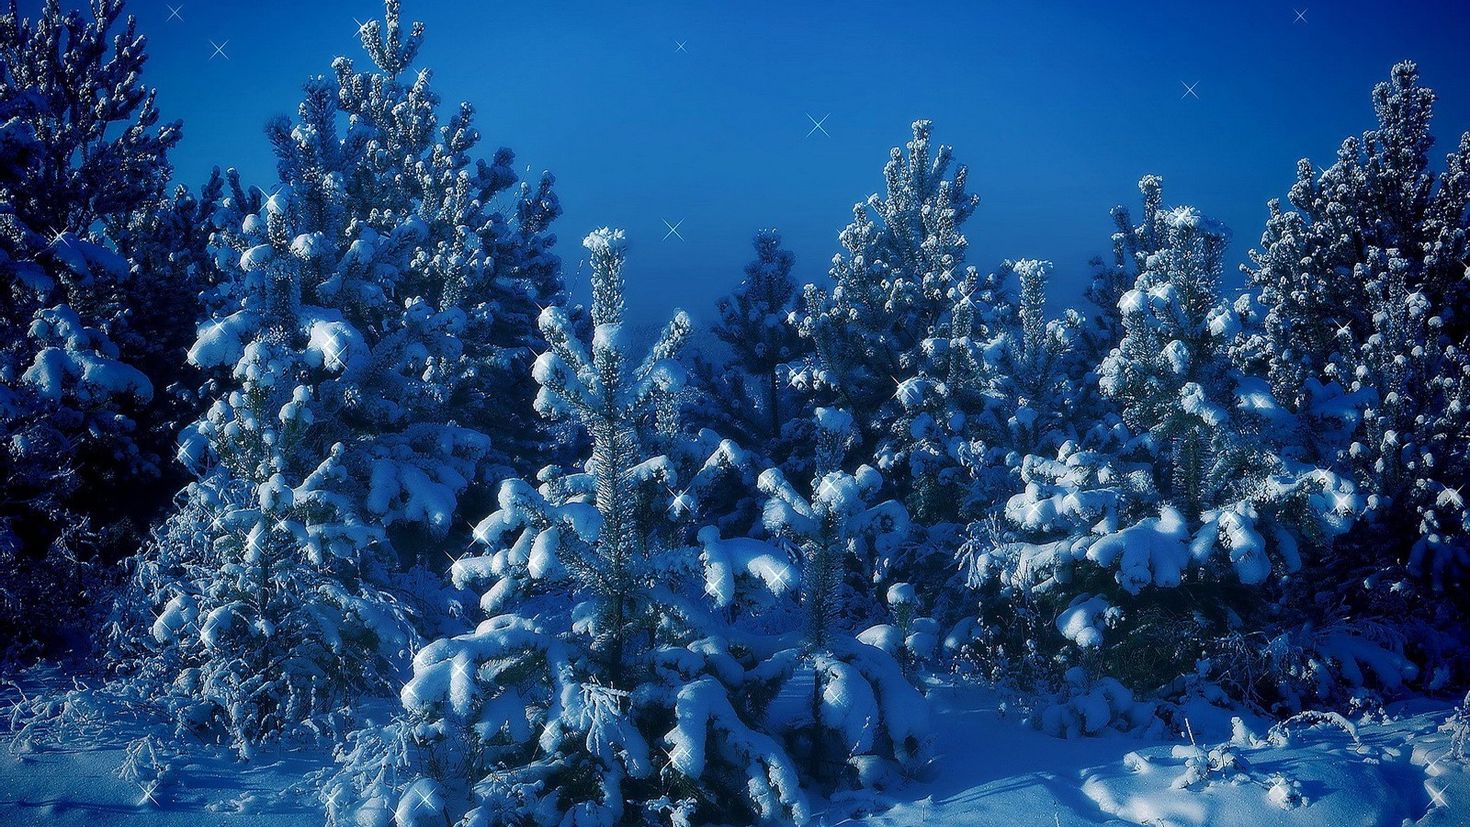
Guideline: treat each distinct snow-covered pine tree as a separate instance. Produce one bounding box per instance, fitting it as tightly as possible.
[972,178,1359,696]
[1237,62,1470,588]
[1077,189,1163,365]
[116,0,563,749]
[352,228,811,827]
[788,120,981,453]
[880,264,1005,524]
[1223,63,1470,703]
[110,169,231,506]
[692,229,807,460]
[0,0,181,660]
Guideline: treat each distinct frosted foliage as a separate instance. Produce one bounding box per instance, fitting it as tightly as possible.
[1090,178,1354,579]
[0,0,184,658]
[9,23,1469,825]
[890,256,1082,523]
[790,121,982,442]
[785,121,1087,532]
[758,464,909,646]
[752,452,929,784]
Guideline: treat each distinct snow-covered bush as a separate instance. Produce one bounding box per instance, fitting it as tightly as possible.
[110,0,562,749]
[1036,669,1157,739]
[0,0,183,661]
[753,448,930,787]
[1204,620,1419,715]
[756,461,909,646]
[1447,691,1470,761]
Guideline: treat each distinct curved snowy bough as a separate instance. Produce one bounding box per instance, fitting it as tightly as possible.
[993,402,1362,656]
[749,637,931,790]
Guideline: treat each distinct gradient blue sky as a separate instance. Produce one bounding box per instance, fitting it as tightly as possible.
[48,0,1470,324]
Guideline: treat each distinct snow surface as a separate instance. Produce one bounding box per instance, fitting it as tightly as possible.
[843,686,1466,827]
[0,671,332,826]
[4,673,1465,826]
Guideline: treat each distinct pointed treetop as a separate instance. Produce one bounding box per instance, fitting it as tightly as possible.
[359,0,424,77]
[584,227,627,327]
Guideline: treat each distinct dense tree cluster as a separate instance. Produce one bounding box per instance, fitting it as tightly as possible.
[2,0,1466,824]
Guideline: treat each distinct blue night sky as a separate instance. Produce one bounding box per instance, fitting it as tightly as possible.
[51,0,1470,325]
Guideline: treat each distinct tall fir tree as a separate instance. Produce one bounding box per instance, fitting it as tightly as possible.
[885,257,1080,528]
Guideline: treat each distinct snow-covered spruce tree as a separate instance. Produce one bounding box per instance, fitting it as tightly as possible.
[853,258,1076,639]
[349,229,811,826]
[786,120,1024,636]
[1237,62,1470,591]
[887,258,1085,527]
[878,264,1000,525]
[116,0,563,749]
[788,120,981,455]
[948,218,1136,689]
[969,178,1360,701]
[0,0,182,660]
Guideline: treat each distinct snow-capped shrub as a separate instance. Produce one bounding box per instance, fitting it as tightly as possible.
[754,456,931,785]
[1446,692,1470,761]
[1205,619,1420,715]
[1037,670,1156,739]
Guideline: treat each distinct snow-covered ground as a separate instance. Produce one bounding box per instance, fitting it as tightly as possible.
[0,741,326,826]
[2,673,1465,827]
[0,669,327,826]
[847,685,1468,827]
